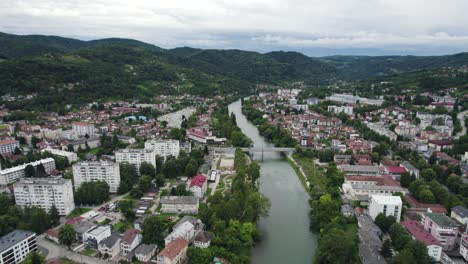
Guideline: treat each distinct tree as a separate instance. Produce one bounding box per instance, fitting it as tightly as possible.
[75,181,110,205]
[118,162,138,194]
[315,228,359,264]
[380,239,392,258]
[141,216,165,248]
[404,240,432,264]
[169,128,182,140]
[25,165,35,178]
[374,213,396,233]
[187,248,213,264]
[247,162,260,184]
[400,172,412,188]
[139,162,156,178]
[49,205,60,227]
[35,163,46,178]
[13,147,22,155]
[22,251,45,264]
[417,186,436,203]
[421,168,436,181]
[58,224,75,249]
[389,223,411,251]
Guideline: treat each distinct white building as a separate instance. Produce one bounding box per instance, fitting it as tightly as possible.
[42,148,78,163]
[0,140,20,155]
[326,93,384,106]
[120,229,142,256]
[145,139,180,159]
[0,158,56,186]
[160,196,199,214]
[83,225,112,249]
[369,195,402,222]
[402,221,443,262]
[115,148,157,172]
[72,122,95,137]
[451,206,468,225]
[164,221,195,246]
[0,230,37,264]
[13,178,75,215]
[135,244,157,262]
[73,161,121,193]
[189,174,208,198]
[98,233,121,259]
[328,105,354,115]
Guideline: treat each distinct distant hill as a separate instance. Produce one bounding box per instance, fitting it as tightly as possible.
[0,32,467,110]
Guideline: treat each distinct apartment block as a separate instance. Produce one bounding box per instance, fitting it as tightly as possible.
[0,140,20,155]
[73,161,120,193]
[0,230,37,264]
[13,178,75,215]
[115,148,157,172]
[144,139,180,159]
[0,158,56,185]
[368,195,402,222]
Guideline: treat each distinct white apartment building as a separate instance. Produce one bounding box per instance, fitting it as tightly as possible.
[144,139,180,159]
[328,105,354,115]
[369,195,402,222]
[0,158,56,186]
[326,93,384,106]
[83,225,112,249]
[0,230,37,264]
[0,140,20,155]
[164,221,195,246]
[13,178,75,215]
[42,148,78,163]
[115,148,157,172]
[73,161,120,193]
[72,122,95,137]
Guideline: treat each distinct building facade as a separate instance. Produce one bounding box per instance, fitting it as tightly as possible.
[160,196,199,214]
[42,148,78,164]
[115,148,157,172]
[423,213,459,251]
[368,195,402,222]
[13,178,75,215]
[0,230,37,264]
[0,140,20,155]
[144,140,180,159]
[73,161,121,193]
[72,122,95,137]
[0,158,56,186]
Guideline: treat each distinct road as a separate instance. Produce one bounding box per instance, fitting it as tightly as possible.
[37,235,108,264]
[455,110,468,139]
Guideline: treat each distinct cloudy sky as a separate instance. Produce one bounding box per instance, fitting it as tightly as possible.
[1,0,468,56]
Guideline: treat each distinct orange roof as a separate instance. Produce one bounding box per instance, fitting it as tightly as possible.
[158,238,188,260]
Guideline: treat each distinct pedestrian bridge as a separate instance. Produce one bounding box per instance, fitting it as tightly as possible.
[210,147,296,153]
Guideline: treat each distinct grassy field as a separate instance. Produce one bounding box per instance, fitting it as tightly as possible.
[292,154,327,188]
[66,208,91,219]
[81,249,96,256]
[286,156,309,191]
[112,221,132,233]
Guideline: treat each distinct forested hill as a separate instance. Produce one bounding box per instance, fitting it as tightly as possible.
[0,32,468,110]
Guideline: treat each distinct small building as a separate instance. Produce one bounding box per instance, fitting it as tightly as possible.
[165,221,195,246]
[135,243,157,262]
[368,195,402,222]
[451,206,468,225]
[460,233,468,262]
[160,196,199,214]
[120,229,142,256]
[83,225,111,249]
[46,228,59,243]
[193,231,211,248]
[156,238,189,264]
[189,174,207,198]
[402,220,442,262]
[98,233,121,259]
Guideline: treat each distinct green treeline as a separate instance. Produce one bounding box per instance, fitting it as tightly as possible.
[188,148,270,264]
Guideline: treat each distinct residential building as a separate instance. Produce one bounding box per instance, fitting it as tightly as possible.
[402,221,442,262]
[145,139,180,159]
[193,231,211,248]
[0,140,19,155]
[328,105,354,115]
[369,195,402,222]
[342,175,408,201]
[115,148,157,172]
[156,238,189,264]
[189,174,207,198]
[120,229,142,256]
[42,148,78,163]
[72,122,95,137]
[164,221,195,246]
[98,233,121,259]
[0,230,37,264]
[83,225,111,249]
[160,196,199,214]
[423,213,459,251]
[338,165,384,177]
[135,244,157,262]
[72,161,121,193]
[460,233,468,262]
[0,158,56,185]
[13,178,75,215]
[451,206,468,225]
[326,93,384,106]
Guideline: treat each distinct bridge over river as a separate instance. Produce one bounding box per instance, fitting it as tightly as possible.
[209,146,296,160]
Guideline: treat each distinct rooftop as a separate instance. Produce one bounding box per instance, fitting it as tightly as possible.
[0,230,35,252]
[161,196,198,205]
[401,221,441,246]
[190,174,207,188]
[157,238,189,260]
[451,206,468,218]
[425,213,459,228]
[14,177,71,186]
[371,195,402,205]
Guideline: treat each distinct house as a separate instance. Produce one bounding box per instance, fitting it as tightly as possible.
[46,228,59,243]
[120,229,142,256]
[189,174,208,198]
[73,219,96,242]
[83,225,111,249]
[135,243,157,262]
[368,195,402,222]
[402,221,442,262]
[451,206,468,225]
[98,233,121,259]
[401,161,420,178]
[384,166,407,180]
[423,213,459,251]
[156,238,189,264]
[460,233,468,262]
[165,221,195,246]
[160,196,199,214]
[193,231,211,248]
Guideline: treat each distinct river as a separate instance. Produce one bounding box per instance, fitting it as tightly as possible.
[228,100,318,264]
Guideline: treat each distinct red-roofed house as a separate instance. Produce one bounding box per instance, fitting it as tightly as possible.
[402,221,442,261]
[384,166,407,180]
[156,238,189,264]
[405,194,448,214]
[46,228,59,243]
[189,174,207,198]
[0,139,19,155]
[120,229,142,256]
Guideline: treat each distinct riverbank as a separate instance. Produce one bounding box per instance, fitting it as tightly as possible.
[286,155,309,192]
